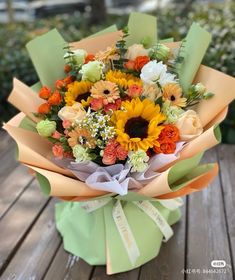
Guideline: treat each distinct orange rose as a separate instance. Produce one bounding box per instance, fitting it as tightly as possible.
[63,76,74,85]
[55,79,65,90]
[64,64,72,73]
[134,56,150,71]
[158,124,180,142]
[85,54,95,64]
[48,90,62,105]
[38,103,51,114]
[124,60,135,70]
[39,86,51,100]
[153,140,176,154]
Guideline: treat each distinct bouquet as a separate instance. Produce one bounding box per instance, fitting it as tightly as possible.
[4,12,235,274]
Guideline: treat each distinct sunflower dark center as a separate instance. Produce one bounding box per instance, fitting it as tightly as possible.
[170,95,176,101]
[103,89,110,95]
[125,117,149,139]
[76,92,90,103]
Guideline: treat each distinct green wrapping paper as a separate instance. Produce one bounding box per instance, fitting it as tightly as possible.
[177,23,211,92]
[55,196,181,274]
[26,29,66,88]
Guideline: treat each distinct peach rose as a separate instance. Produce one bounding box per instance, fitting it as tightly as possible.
[52,144,64,159]
[176,110,203,141]
[127,84,143,98]
[126,44,149,60]
[58,103,86,123]
[116,145,128,161]
[52,131,62,139]
[62,120,71,129]
[90,98,103,111]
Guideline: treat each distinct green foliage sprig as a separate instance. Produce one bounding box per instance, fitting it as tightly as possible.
[168,38,187,77]
[113,26,129,70]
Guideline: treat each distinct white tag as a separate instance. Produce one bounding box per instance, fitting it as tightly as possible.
[157,197,184,211]
[133,201,173,242]
[80,197,112,213]
[112,200,140,266]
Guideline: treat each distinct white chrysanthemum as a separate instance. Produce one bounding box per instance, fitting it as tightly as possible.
[140,60,176,86]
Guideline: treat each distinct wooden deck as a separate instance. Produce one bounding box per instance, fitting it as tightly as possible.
[0,130,234,280]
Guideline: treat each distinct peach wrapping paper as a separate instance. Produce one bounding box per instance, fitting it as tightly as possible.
[8,78,43,123]
[4,122,73,177]
[4,32,235,200]
[27,165,107,198]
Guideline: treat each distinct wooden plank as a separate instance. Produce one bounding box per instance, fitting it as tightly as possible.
[1,199,61,280]
[139,198,186,280]
[0,180,49,273]
[44,245,94,280]
[186,149,233,280]
[0,142,18,183]
[0,131,14,155]
[0,165,34,219]
[91,266,140,280]
[217,144,235,275]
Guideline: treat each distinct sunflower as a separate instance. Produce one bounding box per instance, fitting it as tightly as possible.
[65,81,93,107]
[91,80,120,104]
[113,98,166,151]
[162,83,186,107]
[68,127,96,149]
[106,70,142,90]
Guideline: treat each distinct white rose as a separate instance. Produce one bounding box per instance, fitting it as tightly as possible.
[176,110,203,141]
[126,44,149,60]
[58,103,86,123]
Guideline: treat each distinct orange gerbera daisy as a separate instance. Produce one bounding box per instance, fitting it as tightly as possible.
[95,46,119,63]
[90,80,120,105]
[68,127,96,149]
[162,83,186,107]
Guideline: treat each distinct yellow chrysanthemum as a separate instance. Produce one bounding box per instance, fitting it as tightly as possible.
[65,81,93,106]
[162,83,187,107]
[106,70,142,89]
[113,98,166,151]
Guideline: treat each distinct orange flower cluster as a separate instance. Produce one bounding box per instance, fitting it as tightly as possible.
[38,76,74,115]
[125,55,150,72]
[85,53,95,64]
[153,124,180,154]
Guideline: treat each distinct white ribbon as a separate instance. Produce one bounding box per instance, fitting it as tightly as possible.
[80,197,183,264]
[157,197,184,211]
[112,200,140,266]
[133,200,174,242]
[79,197,112,213]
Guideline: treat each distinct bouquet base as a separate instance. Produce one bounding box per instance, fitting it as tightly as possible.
[55,198,182,274]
